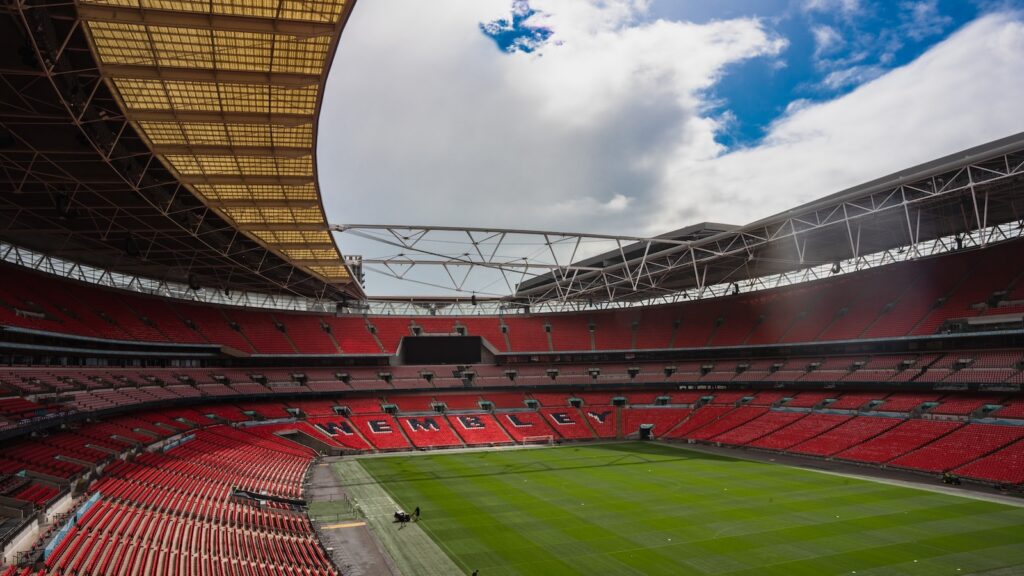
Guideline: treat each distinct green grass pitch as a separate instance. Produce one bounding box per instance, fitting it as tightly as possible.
[358,442,1024,575]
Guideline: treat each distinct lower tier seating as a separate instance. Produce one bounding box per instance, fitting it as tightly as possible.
[495,411,556,442]
[397,415,464,448]
[835,420,963,464]
[686,407,770,441]
[580,406,618,438]
[539,408,597,440]
[8,392,1022,576]
[447,413,514,445]
[621,408,692,438]
[888,424,1024,472]
[40,426,336,576]
[748,414,853,450]
[711,411,807,445]
[953,440,1024,485]
[788,416,905,457]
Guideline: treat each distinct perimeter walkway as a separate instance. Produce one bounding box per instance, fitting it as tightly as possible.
[308,459,400,576]
[331,459,465,576]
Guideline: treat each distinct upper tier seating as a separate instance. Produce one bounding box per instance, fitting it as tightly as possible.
[5,239,1024,355]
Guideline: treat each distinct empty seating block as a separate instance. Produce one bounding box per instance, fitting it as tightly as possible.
[954,439,1024,484]
[687,407,769,441]
[889,424,1024,472]
[539,408,597,440]
[784,392,833,408]
[931,395,1005,416]
[826,393,883,410]
[579,406,617,438]
[666,405,734,438]
[836,420,962,464]
[495,411,556,442]
[712,411,806,446]
[447,414,514,445]
[349,415,410,450]
[305,417,374,451]
[873,394,940,413]
[790,416,903,457]
[622,408,691,438]
[43,426,337,576]
[749,414,852,450]
[398,415,464,448]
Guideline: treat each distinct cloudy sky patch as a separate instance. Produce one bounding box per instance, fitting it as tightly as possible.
[318,0,1024,296]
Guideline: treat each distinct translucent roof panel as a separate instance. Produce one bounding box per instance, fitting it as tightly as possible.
[81,0,354,286]
[89,22,331,74]
[251,230,334,244]
[113,79,319,114]
[139,122,314,148]
[81,0,349,24]
[164,155,313,177]
[194,183,318,201]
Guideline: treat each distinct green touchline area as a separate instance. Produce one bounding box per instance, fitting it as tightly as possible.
[358,443,1024,576]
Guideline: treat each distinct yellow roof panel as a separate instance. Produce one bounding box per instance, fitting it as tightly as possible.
[89,22,330,73]
[251,229,334,244]
[282,248,339,260]
[139,122,313,148]
[222,206,324,225]
[81,0,354,287]
[164,154,312,176]
[82,0,349,23]
[113,78,318,113]
[194,183,318,201]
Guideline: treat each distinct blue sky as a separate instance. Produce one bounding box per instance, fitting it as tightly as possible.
[321,0,1024,296]
[480,0,1001,147]
[703,0,994,146]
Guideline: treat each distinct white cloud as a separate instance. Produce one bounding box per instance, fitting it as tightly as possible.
[801,0,862,17]
[812,25,844,59]
[319,0,784,237]
[900,0,953,41]
[820,63,885,89]
[603,193,632,211]
[652,12,1024,233]
[318,2,1024,295]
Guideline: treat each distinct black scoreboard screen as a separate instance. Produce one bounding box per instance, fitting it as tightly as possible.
[401,336,482,364]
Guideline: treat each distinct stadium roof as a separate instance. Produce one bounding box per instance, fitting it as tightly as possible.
[2,1,1022,308]
[0,0,362,300]
[339,131,1024,307]
[511,131,1024,303]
